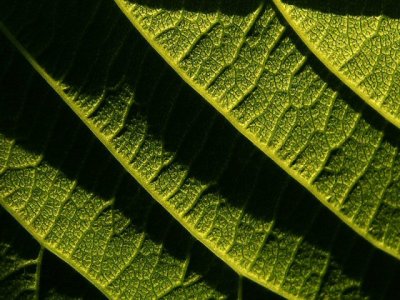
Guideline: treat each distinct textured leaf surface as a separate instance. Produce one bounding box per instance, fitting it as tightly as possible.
[115,0,400,259]
[0,40,253,300]
[2,0,400,299]
[1,209,43,299]
[0,210,106,299]
[273,0,400,128]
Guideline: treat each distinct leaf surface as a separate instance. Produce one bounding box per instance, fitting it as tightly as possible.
[0,39,253,300]
[114,0,400,259]
[0,210,107,299]
[1,0,400,299]
[273,0,400,128]
[1,209,43,299]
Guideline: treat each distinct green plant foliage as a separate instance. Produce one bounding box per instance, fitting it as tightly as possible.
[273,0,400,127]
[116,0,400,259]
[0,211,106,299]
[1,37,272,299]
[1,0,400,299]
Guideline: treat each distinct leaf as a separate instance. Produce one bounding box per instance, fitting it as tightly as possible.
[113,0,400,259]
[1,209,42,299]
[1,0,400,299]
[273,0,400,128]
[0,39,259,300]
[0,210,106,299]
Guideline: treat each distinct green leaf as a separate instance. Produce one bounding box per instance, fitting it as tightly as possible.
[1,209,43,299]
[273,0,400,128]
[113,0,400,259]
[0,210,106,299]
[1,0,400,299]
[0,38,263,300]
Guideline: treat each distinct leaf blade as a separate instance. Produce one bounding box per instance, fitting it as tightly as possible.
[272,0,400,128]
[114,0,400,259]
[0,39,247,299]
[2,0,400,298]
[0,210,107,299]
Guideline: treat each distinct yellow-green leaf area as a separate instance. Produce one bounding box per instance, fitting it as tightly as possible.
[1,210,44,299]
[0,39,257,300]
[2,0,400,299]
[0,210,107,299]
[116,0,400,259]
[273,0,400,128]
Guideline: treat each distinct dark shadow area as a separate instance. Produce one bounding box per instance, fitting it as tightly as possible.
[242,279,284,300]
[40,248,107,299]
[1,0,400,298]
[281,0,400,18]
[128,0,260,16]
